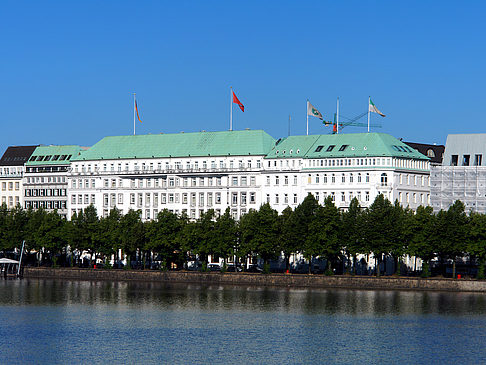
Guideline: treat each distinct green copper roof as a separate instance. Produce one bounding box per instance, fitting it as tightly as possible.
[72,130,276,161]
[266,133,429,160]
[26,145,85,166]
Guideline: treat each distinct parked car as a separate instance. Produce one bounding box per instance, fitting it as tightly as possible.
[226,264,242,272]
[246,264,262,273]
[208,263,221,272]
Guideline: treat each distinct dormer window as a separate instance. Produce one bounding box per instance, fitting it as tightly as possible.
[338,145,348,151]
[326,145,335,152]
[315,145,324,152]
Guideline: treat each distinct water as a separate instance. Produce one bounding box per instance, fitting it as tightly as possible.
[1,279,486,364]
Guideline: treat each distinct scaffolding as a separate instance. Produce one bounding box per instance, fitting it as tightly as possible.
[431,165,486,213]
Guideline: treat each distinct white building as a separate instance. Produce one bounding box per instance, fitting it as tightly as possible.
[0,145,37,209]
[67,130,431,220]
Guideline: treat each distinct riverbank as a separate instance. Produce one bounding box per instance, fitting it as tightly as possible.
[22,267,486,292]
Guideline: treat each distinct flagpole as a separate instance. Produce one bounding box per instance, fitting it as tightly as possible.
[288,114,291,137]
[133,93,136,136]
[306,100,309,136]
[367,96,370,133]
[336,97,340,134]
[230,87,233,131]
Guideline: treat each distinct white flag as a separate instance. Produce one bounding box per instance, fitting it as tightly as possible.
[307,101,323,120]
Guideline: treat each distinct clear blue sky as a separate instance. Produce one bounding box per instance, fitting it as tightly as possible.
[1,1,484,154]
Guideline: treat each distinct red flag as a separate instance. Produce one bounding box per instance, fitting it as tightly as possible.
[135,100,142,123]
[232,91,244,112]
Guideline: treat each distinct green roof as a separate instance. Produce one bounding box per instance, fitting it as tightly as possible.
[266,133,429,160]
[72,130,276,161]
[26,145,85,166]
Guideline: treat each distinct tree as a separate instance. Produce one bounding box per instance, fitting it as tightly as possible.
[119,209,144,268]
[240,204,279,272]
[213,208,237,269]
[145,209,183,270]
[361,194,396,276]
[408,205,436,276]
[294,194,321,273]
[278,206,298,272]
[467,212,486,279]
[340,198,363,274]
[311,196,341,274]
[435,201,468,278]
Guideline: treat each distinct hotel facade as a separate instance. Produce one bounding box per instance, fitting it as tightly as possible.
[66,129,431,220]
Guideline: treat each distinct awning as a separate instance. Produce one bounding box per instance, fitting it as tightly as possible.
[0,258,19,264]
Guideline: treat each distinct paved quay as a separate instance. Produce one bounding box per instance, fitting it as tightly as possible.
[23,267,486,293]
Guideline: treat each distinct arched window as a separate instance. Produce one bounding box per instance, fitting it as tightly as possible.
[427,149,435,158]
[381,173,388,186]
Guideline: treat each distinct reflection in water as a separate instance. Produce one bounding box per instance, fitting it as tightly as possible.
[2,279,486,316]
[1,279,486,363]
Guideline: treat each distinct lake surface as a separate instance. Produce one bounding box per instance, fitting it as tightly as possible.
[1,279,486,364]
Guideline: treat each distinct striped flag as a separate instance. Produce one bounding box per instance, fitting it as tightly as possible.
[135,100,142,123]
[369,99,385,117]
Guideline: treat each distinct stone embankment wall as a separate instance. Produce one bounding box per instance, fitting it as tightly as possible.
[23,267,486,292]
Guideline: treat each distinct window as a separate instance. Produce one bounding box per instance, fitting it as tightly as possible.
[451,155,458,166]
[341,174,345,183]
[232,177,238,186]
[331,174,335,183]
[207,193,213,206]
[241,177,247,186]
[275,194,279,204]
[266,176,270,185]
[350,174,353,183]
[427,149,435,158]
[341,192,345,202]
[130,193,135,205]
[241,192,247,205]
[232,192,238,205]
[182,193,188,204]
[293,175,298,185]
[381,173,388,186]
[315,145,324,152]
[475,154,482,166]
[266,194,270,203]
[315,174,319,184]
[339,145,348,151]
[463,155,470,166]
[215,192,221,204]
[365,192,370,202]
[365,173,370,183]
[326,145,335,152]
[103,194,108,207]
[293,194,298,204]
[250,192,256,204]
[275,176,279,185]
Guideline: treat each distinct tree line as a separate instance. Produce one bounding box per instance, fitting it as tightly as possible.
[0,194,485,278]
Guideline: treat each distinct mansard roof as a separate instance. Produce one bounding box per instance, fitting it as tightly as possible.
[72,130,276,161]
[0,145,38,166]
[26,145,86,166]
[265,133,428,160]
